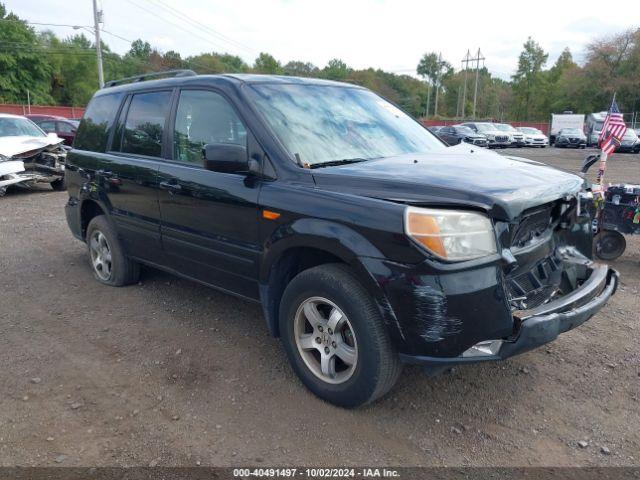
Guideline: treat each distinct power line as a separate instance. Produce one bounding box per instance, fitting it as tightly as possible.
[0,18,133,45]
[2,9,240,74]
[123,0,251,57]
[142,0,256,55]
[101,28,134,44]
[0,19,93,28]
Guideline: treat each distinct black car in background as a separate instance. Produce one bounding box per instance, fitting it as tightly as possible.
[64,71,618,407]
[615,129,640,153]
[554,128,587,148]
[437,125,488,147]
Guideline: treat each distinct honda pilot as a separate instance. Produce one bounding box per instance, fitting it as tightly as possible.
[65,71,618,408]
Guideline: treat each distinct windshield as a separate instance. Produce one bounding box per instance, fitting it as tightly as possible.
[474,123,497,133]
[455,126,475,135]
[246,84,444,166]
[623,129,637,139]
[495,124,515,131]
[560,128,582,135]
[0,117,46,137]
[592,121,603,132]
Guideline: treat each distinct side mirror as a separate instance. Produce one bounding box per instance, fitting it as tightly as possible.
[202,143,248,174]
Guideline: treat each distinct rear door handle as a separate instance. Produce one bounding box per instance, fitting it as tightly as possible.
[159,180,182,193]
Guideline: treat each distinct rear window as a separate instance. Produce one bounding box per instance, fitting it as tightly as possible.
[75,92,124,151]
[121,91,172,158]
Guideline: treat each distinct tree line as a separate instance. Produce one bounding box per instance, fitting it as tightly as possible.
[1,2,638,121]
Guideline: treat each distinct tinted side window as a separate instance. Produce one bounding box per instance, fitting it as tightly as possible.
[38,120,56,132]
[75,92,124,151]
[173,90,247,164]
[57,121,75,133]
[122,91,172,158]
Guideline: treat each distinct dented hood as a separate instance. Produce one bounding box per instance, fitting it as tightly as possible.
[311,145,583,221]
[0,134,64,158]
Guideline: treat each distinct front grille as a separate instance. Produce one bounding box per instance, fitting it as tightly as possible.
[508,254,562,309]
[569,137,579,144]
[495,135,509,142]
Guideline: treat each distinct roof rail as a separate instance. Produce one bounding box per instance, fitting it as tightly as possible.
[103,69,197,88]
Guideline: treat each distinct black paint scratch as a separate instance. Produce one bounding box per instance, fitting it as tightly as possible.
[413,285,463,342]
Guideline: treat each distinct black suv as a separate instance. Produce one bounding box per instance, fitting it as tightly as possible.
[65,71,618,408]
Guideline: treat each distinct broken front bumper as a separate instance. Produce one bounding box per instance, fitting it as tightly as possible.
[398,264,618,371]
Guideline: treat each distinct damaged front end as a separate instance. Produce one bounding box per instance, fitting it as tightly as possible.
[0,137,67,193]
[381,193,618,372]
[10,142,67,183]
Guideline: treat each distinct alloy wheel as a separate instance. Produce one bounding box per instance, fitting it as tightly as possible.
[293,297,358,384]
[89,230,112,281]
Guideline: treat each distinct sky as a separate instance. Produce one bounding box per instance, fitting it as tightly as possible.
[7,0,640,80]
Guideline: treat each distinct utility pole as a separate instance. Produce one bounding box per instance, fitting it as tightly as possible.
[92,0,104,88]
[472,48,485,119]
[460,50,471,119]
[425,83,431,119]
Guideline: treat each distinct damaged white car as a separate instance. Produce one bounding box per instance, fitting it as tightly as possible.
[0,113,68,195]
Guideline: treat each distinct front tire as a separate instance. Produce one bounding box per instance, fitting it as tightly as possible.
[86,215,140,286]
[279,264,401,408]
[50,178,66,191]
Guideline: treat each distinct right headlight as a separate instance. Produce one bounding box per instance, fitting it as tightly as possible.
[404,206,497,262]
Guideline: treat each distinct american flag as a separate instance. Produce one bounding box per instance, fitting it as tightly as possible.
[599,98,627,155]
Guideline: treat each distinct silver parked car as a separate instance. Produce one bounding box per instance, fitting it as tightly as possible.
[493,123,526,147]
[516,127,549,147]
[461,122,510,148]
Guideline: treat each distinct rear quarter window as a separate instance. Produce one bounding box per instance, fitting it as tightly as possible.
[75,92,124,152]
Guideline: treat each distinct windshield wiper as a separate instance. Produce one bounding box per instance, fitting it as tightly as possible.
[309,158,369,169]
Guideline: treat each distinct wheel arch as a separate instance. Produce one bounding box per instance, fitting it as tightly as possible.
[259,219,397,339]
[79,198,107,240]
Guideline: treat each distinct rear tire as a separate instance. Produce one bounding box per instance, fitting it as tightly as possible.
[594,230,626,261]
[279,264,401,408]
[86,215,140,286]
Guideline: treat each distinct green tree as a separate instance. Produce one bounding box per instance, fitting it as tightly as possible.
[581,28,640,112]
[511,37,548,119]
[50,34,104,105]
[416,52,452,116]
[321,58,350,80]
[253,52,282,74]
[0,3,53,104]
[283,60,318,77]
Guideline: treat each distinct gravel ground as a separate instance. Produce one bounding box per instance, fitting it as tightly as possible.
[0,147,638,467]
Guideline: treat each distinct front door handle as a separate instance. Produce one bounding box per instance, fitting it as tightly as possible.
[159,180,182,193]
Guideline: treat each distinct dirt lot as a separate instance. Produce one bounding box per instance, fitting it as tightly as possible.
[0,147,638,467]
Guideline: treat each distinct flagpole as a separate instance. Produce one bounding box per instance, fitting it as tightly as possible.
[596,151,608,186]
[596,92,617,187]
